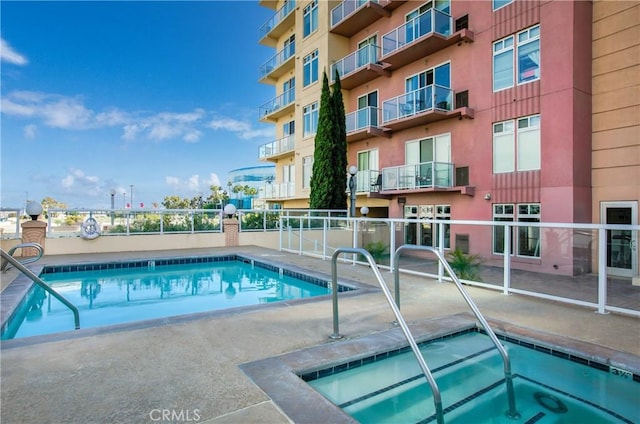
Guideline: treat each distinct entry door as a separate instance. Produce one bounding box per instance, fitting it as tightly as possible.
[602,201,638,277]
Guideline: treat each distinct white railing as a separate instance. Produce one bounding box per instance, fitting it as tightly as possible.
[259,41,296,79]
[381,161,454,190]
[259,134,295,159]
[259,87,295,117]
[278,216,640,317]
[331,44,380,81]
[382,8,452,55]
[331,0,378,27]
[382,84,453,124]
[259,0,296,39]
[346,106,381,133]
[262,182,296,199]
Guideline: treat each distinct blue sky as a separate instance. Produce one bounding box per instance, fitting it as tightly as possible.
[1,1,275,210]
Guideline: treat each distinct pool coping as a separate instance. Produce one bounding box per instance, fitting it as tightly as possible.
[239,313,640,424]
[0,253,378,349]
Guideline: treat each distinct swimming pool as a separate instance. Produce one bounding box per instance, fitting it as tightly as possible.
[1,254,355,340]
[240,314,640,424]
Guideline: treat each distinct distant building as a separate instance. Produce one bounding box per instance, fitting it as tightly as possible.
[227,165,276,209]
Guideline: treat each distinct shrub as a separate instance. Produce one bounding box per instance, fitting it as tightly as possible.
[447,248,483,282]
[364,241,389,262]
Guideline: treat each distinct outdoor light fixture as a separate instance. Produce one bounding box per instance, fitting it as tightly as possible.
[360,206,369,217]
[26,201,43,220]
[223,204,237,219]
[348,165,358,218]
[484,193,492,200]
[110,189,116,226]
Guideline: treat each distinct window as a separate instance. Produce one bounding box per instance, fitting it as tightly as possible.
[303,50,319,87]
[406,133,451,186]
[518,204,541,257]
[302,156,313,189]
[303,0,318,37]
[435,205,451,249]
[404,62,451,112]
[283,120,294,136]
[493,25,540,91]
[303,102,318,137]
[357,149,379,191]
[493,115,540,173]
[493,203,541,257]
[357,91,378,128]
[357,35,378,68]
[493,0,513,10]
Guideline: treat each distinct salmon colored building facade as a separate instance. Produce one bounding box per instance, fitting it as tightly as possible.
[256,0,639,279]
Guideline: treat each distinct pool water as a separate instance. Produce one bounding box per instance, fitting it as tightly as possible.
[306,331,639,423]
[2,258,333,340]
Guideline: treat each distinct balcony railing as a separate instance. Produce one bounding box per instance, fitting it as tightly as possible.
[331,0,379,27]
[352,169,381,193]
[382,8,451,56]
[259,134,295,159]
[382,84,452,124]
[259,0,296,41]
[263,182,296,199]
[259,88,295,118]
[346,106,382,134]
[381,161,454,191]
[259,42,295,81]
[331,44,380,81]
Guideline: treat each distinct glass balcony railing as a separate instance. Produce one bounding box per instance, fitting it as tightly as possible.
[263,182,295,199]
[346,106,381,134]
[381,161,454,191]
[259,42,295,80]
[331,0,379,27]
[259,1,296,40]
[331,44,380,81]
[352,169,381,193]
[259,134,295,159]
[382,8,451,56]
[382,85,453,124]
[259,88,295,117]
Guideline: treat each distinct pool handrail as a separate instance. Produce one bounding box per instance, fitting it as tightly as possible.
[393,244,520,420]
[1,242,44,272]
[330,247,445,424]
[0,248,80,331]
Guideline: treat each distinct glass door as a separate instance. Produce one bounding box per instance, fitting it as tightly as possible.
[602,201,638,277]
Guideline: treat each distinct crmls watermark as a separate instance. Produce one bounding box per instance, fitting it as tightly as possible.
[149,409,201,422]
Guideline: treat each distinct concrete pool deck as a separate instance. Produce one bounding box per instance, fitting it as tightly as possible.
[1,246,639,424]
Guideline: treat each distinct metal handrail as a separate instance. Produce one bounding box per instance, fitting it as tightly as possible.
[393,245,520,420]
[0,249,80,330]
[330,247,445,424]
[1,242,45,272]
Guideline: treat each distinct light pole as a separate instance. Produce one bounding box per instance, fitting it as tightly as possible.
[110,189,116,226]
[348,165,358,218]
[122,192,126,209]
[130,185,134,209]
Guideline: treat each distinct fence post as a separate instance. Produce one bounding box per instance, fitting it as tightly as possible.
[503,224,511,295]
[437,221,444,282]
[597,228,608,314]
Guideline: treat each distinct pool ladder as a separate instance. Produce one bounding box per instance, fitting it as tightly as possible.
[330,246,520,424]
[0,247,80,330]
[0,242,44,272]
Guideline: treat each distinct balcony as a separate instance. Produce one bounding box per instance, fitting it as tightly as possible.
[263,182,295,199]
[259,134,295,160]
[345,107,389,142]
[259,42,296,83]
[259,0,296,47]
[381,161,454,191]
[330,0,389,37]
[381,9,474,70]
[259,88,295,122]
[330,44,390,89]
[353,169,382,194]
[381,85,473,131]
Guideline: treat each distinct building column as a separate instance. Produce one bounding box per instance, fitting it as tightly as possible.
[21,220,47,257]
[223,218,239,247]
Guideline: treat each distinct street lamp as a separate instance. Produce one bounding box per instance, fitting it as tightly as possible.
[122,192,126,209]
[110,189,116,226]
[130,185,134,209]
[348,165,358,218]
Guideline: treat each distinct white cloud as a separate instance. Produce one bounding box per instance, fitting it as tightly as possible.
[59,168,104,196]
[208,116,272,140]
[24,124,37,139]
[204,173,221,187]
[1,38,28,65]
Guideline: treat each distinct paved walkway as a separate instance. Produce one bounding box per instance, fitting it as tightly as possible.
[1,247,638,424]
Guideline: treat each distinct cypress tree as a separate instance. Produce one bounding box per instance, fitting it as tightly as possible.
[309,70,349,210]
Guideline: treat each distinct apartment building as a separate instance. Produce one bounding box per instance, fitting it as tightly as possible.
[257,0,638,278]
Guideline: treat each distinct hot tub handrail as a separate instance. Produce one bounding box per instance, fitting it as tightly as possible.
[0,248,80,330]
[0,242,44,272]
[331,247,445,424]
[393,244,520,420]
